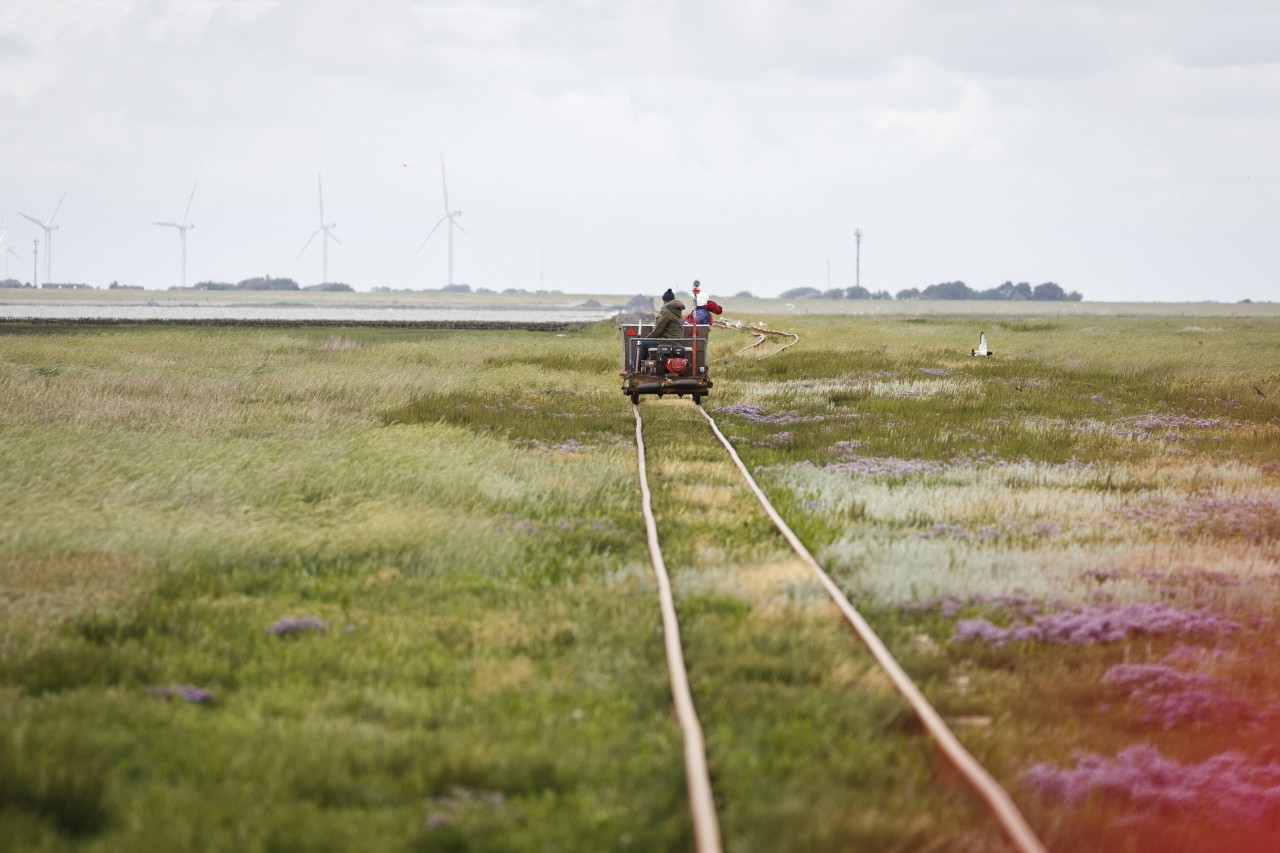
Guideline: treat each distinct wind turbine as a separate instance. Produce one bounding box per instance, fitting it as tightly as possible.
[415,155,466,287]
[18,192,66,284]
[0,224,22,280]
[296,173,341,284]
[152,184,197,288]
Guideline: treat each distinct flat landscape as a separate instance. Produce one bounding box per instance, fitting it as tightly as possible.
[2,302,1278,851]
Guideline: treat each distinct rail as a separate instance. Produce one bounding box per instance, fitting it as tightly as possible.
[630,396,1048,852]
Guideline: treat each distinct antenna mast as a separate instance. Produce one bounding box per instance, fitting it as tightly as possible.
[855,229,862,289]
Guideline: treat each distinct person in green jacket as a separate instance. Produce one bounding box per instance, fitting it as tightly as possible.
[637,288,687,364]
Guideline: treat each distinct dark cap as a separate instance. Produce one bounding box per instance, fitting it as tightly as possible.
[661,288,675,302]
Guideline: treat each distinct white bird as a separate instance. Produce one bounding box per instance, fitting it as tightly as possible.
[786,303,796,311]
[972,331,992,357]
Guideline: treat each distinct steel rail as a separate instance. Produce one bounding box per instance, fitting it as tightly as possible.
[731,326,800,359]
[632,404,723,853]
[735,332,767,356]
[696,405,1049,853]
[756,329,800,359]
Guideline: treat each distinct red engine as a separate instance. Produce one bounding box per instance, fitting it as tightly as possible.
[664,357,689,375]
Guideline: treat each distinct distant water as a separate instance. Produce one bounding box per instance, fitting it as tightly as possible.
[0,302,619,324]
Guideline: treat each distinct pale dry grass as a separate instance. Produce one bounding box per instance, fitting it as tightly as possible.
[476,655,536,695]
[0,552,153,646]
[776,457,1279,534]
[737,374,982,405]
[820,520,1279,608]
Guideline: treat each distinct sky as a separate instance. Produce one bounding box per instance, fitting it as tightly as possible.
[0,0,1277,300]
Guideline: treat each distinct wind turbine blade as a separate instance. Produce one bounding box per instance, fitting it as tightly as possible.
[415,216,447,254]
[440,155,449,211]
[4,247,20,259]
[48,192,67,225]
[317,173,325,221]
[153,221,181,228]
[181,183,198,225]
[296,228,323,259]
[325,227,343,246]
[450,216,468,235]
[18,212,45,228]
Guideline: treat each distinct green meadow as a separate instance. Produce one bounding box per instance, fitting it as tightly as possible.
[1,312,1277,851]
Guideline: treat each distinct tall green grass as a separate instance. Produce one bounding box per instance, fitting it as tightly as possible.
[2,315,1277,851]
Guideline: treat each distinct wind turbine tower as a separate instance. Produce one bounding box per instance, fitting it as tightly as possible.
[153,184,198,288]
[296,173,341,284]
[18,193,66,284]
[855,228,862,290]
[415,155,466,287]
[0,224,22,279]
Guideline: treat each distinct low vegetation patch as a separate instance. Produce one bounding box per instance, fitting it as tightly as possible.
[2,314,1278,850]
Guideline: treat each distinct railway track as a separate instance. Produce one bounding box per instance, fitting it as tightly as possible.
[632,401,1048,853]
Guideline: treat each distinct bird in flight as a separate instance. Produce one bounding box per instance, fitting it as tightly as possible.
[972,331,992,357]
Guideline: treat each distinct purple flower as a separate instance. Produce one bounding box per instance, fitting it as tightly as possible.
[268,615,328,636]
[952,603,1240,647]
[751,431,793,447]
[146,684,215,704]
[899,592,1042,621]
[1123,496,1280,543]
[717,403,827,425]
[1023,745,1280,824]
[1102,663,1250,727]
[1115,413,1229,436]
[917,523,971,541]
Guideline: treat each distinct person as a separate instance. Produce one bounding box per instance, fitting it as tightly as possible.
[684,294,712,327]
[637,288,686,365]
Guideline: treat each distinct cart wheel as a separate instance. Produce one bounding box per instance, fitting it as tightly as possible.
[630,393,640,405]
[693,394,703,406]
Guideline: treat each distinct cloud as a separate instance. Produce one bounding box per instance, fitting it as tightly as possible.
[0,0,1276,299]
[0,31,33,58]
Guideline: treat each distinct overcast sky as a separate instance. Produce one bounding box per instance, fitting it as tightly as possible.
[1,0,1277,300]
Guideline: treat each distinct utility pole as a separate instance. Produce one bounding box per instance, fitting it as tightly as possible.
[33,239,39,288]
[855,229,862,290]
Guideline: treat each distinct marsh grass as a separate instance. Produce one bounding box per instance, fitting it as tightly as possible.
[705,313,1280,851]
[2,315,1278,850]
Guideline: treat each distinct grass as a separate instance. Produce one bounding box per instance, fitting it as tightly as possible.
[1,313,1278,850]
[705,313,1280,851]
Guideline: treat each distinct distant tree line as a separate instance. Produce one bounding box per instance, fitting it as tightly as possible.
[191,276,302,291]
[780,286,894,300]
[779,280,1082,301]
[901,280,1080,300]
[896,281,1082,301]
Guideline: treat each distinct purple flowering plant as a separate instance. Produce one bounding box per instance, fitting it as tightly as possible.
[952,603,1239,648]
[267,615,328,636]
[1101,663,1252,728]
[1123,495,1280,544]
[145,684,215,704]
[1024,745,1280,826]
